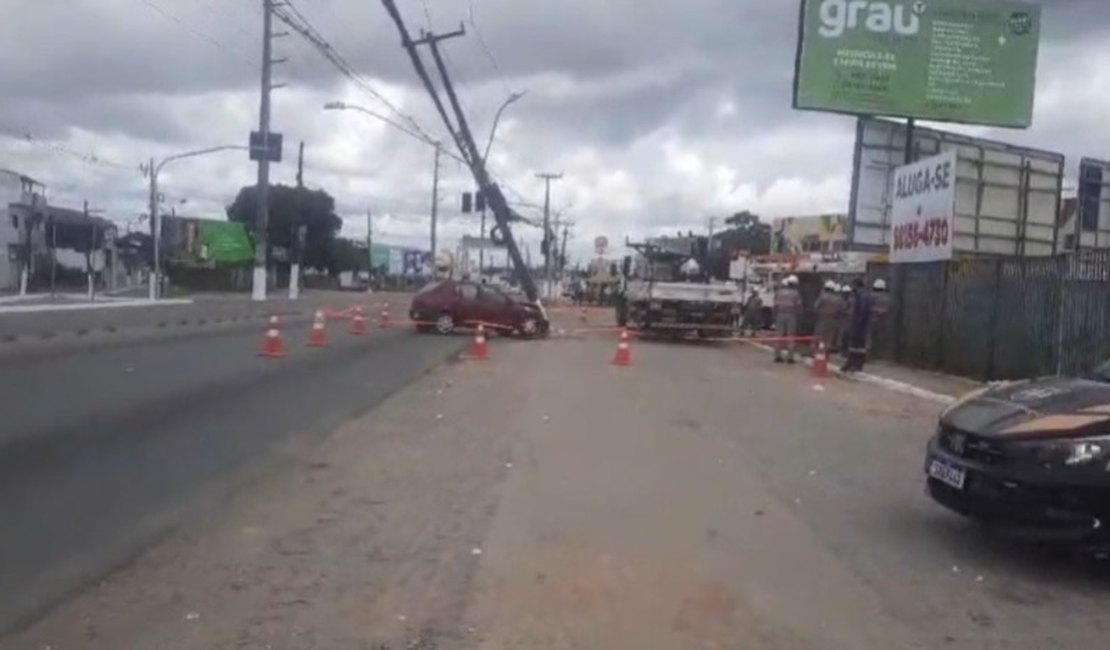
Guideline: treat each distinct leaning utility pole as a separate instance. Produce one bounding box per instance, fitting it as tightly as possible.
[378,0,538,301]
[252,0,277,301]
[430,142,441,274]
[536,172,563,298]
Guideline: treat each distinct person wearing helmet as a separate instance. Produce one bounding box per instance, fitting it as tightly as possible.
[837,283,853,354]
[813,280,843,355]
[773,275,802,363]
[842,278,875,372]
[869,278,891,357]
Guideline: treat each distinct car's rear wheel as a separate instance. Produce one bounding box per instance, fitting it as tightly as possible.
[435,313,456,335]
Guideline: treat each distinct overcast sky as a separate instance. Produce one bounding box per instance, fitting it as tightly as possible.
[1,0,1108,264]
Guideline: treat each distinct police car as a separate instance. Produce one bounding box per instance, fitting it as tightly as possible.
[925,363,1110,545]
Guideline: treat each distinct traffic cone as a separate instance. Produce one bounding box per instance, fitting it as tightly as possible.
[812,341,829,379]
[307,310,328,347]
[349,307,367,336]
[612,329,633,367]
[379,303,392,329]
[471,324,490,361]
[260,315,287,358]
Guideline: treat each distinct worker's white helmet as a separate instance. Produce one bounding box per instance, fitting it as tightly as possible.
[824,280,837,291]
[840,284,852,294]
[873,279,888,292]
[785,275,799,286]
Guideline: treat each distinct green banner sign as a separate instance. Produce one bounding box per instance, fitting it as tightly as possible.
[198,220,254,265]
[793,0,1041,127]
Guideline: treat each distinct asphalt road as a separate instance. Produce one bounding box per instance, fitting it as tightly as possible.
[8,324,1110,648]
[0,312,463,633]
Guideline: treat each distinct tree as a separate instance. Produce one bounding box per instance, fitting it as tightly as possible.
[707,210,772,279]
[226,184,343,271]
[325,238,368,276]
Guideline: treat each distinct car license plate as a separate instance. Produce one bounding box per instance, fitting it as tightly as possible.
[928,459,967,490]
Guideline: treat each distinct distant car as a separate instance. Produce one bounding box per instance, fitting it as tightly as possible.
[409,280,549,338]
[925,363,1110,546]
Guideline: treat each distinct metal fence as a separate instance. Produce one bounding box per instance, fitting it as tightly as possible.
[867,250,1110,380]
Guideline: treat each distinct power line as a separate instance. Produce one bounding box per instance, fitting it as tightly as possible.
[137,0,259,68]
[271,1,440,146]
[0,123,133,170]
[467,0,511,95]
[184,0,257,40]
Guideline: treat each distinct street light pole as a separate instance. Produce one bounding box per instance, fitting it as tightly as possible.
[482,91,525,165]
[145,145,253,300]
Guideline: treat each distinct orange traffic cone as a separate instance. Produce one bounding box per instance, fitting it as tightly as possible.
[260,315,287,358]
[349,306,367,336]
[471,324,490,361]
[612,329,633,367]
[812,341,829,379]
[307,310,328,347]
[379,303,392,328]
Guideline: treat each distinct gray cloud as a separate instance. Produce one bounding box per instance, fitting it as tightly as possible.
[1,0,1109,265]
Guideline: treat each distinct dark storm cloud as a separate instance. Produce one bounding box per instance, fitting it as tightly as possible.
[0,0,1108,260]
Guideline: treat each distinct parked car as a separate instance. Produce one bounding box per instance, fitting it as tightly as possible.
[409,280,549,338]
[925,362,1110,547]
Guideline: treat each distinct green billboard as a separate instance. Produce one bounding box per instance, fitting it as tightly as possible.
[197,220,254,265]
[793,0,1041,127]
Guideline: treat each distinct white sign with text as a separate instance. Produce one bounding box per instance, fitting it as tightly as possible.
[891,150,957,264]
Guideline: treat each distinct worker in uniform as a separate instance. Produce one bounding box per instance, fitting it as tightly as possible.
[773,275,802,364]
[838,283,854,354]
[742,288,763,336]
[868,279,891,357]
[813,280,843,355]
[830,284,849,354]
[842,279,875,373]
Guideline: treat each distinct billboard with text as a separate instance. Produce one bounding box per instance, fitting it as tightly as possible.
[890,150,956,263]
[793,0,1041,127]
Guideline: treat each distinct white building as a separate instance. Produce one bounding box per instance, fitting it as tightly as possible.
[0,170,46,292]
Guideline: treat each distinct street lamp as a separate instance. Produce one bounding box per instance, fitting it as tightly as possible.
[324,102,446,273]
[482,91,526,164]
[144,145,252,300]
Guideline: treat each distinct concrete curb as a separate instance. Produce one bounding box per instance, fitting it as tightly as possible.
[0,298,194,315]
[745,341,957,406]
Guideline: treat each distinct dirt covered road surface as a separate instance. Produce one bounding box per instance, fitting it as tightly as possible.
[9,315,1110,649]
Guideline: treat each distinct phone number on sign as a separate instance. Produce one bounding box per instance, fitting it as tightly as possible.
[893,218,950,251]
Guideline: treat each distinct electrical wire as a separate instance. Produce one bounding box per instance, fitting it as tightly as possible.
[272,1,440,146]
[137,0,259,69]
[185,0,257,41]
[0,123,133,170]
[467,0,512,95]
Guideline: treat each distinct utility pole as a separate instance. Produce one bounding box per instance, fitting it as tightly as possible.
[378,1,539,301]
[252,0,279,302]
[430,142,441,275]
[148,156,158,300]
[707,216,717,272]
[366,209,374,282]
[536,172,563,299]
[560,223,570,279]
[289,140,305,300]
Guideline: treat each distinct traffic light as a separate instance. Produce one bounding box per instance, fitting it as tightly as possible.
[461,192,473,213]
[475,189,486,212]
